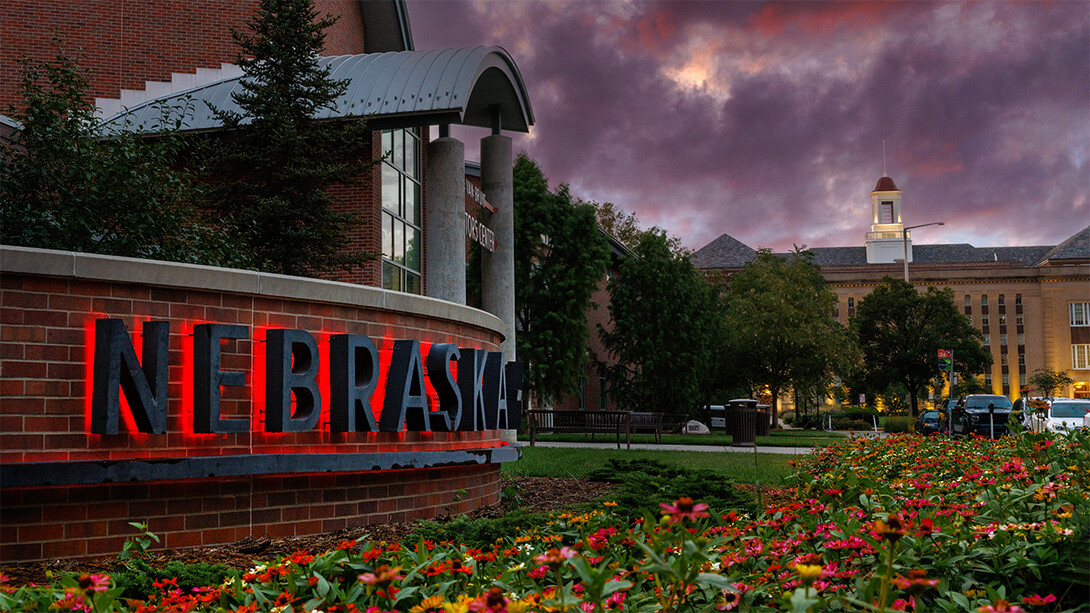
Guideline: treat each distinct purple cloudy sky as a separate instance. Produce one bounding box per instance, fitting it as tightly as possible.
[407,1,1089,253]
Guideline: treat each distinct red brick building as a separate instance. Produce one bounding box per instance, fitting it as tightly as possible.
[1,0,534,562]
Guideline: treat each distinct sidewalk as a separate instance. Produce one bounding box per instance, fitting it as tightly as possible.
[515,441,819,455]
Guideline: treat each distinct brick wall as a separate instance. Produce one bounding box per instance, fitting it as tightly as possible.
[0,0,366,111]
[0,248,510,562]
[1,464,500,562]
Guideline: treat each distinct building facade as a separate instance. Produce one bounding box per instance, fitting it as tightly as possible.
[693,175,1090,402]
[1,0,533,562]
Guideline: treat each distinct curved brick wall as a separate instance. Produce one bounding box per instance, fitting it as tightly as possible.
[0,246,513,563]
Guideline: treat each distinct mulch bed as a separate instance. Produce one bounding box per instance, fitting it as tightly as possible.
[2,476,790,587]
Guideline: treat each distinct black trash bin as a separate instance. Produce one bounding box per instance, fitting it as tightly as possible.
[755,404,771,437]
[727,399,758,447]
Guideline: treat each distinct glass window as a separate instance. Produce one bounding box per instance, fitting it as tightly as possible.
[380,128,423,294]
[985,374,993,387]
[1018,354,1025,366]
[1074,345,1090,370]
[1015,294,1022,306]
[1002,373,1009,385]
[1016,313,1024,326]
[964,295,971,309]
[982,314,990,326]
[1000,334,1008,346]
[983,334,990,346]
[848,297,855,318]
[1071,303,1090,326]
[1001,354,1008,366]
[998,294,1005,306]
[999,314,1007,326]
[981,295,989,307]
[1017,333,1025,345]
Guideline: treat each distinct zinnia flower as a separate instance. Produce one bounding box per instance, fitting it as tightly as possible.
[891,569,940,593]
[659,497,710,523]
[977,600,1026,613]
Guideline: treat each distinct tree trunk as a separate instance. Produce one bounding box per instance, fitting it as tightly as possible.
[909,387,919,417]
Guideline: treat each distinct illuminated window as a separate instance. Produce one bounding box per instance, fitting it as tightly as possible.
[1071,303,1090,326]
[381,129,422,294]
[1074,345,1090,370]
[999,314,1007,326]
[983,335,990,346]
[1001,354,1008,366]
[880,201,894,223]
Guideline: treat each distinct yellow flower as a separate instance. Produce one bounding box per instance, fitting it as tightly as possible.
[603,501,618,507]
[410,595,446,613]
[794,563,823,586]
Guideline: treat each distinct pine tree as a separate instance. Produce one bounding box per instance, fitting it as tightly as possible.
[207,0,373,276]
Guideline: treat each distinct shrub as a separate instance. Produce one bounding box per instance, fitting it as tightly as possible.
[407,509,548,549]
[883,415,914,433]
[111,560,233,600]
[832,417,873,431]
[586,458,756,518]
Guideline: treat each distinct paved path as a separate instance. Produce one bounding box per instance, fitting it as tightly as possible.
[515,441,820,455]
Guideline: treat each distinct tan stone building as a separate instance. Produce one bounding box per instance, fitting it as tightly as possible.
[692,175,1090,402]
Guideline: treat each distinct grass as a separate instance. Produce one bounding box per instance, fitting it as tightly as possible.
[502,446,800,485]
[518,429,847,448]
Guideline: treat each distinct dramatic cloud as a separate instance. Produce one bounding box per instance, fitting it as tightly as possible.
[408,1,1089,252]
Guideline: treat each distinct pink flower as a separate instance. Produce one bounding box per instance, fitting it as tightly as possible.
[77,574,110,594]
[533,547,576,570]
[977,600,1026,613]
[714,588,741,611]
[604,591,627,610]
[660,497,710,523]
[1021,594,1057,606]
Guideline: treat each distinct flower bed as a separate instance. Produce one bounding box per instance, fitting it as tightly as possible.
[3,429,1087,612]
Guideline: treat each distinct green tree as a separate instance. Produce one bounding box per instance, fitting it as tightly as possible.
[852,278,991,416]
[723,248,851,427]
[600,230,721,416]
[0,44,243,265]
[1027,368,1075,398]
[512,155,609,404]
[206,0,372,276]
[593,201,687,256]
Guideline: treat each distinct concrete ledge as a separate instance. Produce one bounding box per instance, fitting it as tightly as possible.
[1,446,521,487]
[1,245,504,336]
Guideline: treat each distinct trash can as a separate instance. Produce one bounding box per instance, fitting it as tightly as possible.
[755,404,771,437]
[727,399,758,447]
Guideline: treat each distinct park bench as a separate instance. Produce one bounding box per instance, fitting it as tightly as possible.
[526,410,632,449]
[628,411,665,443]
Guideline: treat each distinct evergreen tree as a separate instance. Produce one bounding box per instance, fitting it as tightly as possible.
[0,44,243,265]
[207,0,372,276]
[601,230,721,416]
[723,248,851,427]
[512,155,609,403]
[851,278,991,416]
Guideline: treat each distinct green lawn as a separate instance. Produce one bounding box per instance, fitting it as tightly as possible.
[502,446,801,485]
[518,429,846,448]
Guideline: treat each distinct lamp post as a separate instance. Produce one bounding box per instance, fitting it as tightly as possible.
[902,222,945,282]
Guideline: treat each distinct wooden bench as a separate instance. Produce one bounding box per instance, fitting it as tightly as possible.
[527,410,632,449]
[628,411,664,443]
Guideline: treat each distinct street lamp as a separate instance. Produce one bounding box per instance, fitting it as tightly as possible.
[902,222,944,283]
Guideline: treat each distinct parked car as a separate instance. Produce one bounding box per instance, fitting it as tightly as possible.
[1024,398,1090,433]
[951,394,1014,438]
[915,409,944,434]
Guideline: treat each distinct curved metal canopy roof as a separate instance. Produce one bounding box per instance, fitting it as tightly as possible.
[102,46,533,134]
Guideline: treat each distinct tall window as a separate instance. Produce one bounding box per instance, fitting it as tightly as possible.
[1015,294,1022,306]
[381,128,422,294]
[982,314,990,327]
[1017,333,1025,345]
[847,297,855,318]
[964,295,971,308]
[1016,313,1024,326]
[1001,354,1008,366]
[1018,354,1025,367]
[880,201,894,223]
[981,295,989,307]
[983,334,990,347]
[1074,345,1090,370]
[1071,303,1090,326]
[999,314,1007,326]
[997,294,1005,306]
[1000,333,1008,346]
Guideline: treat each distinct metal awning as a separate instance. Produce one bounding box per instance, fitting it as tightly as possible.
[102,46,533,134]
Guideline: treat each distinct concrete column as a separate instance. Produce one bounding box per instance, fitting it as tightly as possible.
[424,136,466,304]
[480,133,516,361]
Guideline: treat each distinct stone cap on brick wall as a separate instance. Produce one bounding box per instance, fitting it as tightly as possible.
[0,245,505,337]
